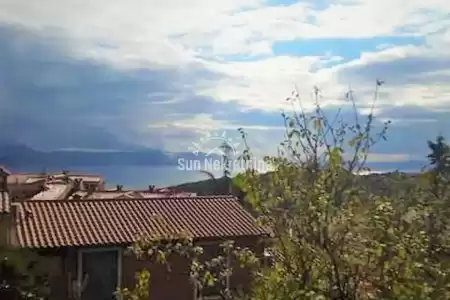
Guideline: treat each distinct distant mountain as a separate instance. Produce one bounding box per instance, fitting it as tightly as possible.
[0,143,221,168]
[170,169,425,197]
[0,141,427,173]
[364,160,428,173]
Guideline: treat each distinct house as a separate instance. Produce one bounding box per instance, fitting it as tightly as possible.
[6,171,105,200]
[69,185,197,200]
[2,194,270,300]
[7,173,47,199]
[30,181,74,200]
[56,173,105,191]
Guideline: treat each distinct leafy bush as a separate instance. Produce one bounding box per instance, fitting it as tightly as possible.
[0,246,50,300]
[123,83,450,300]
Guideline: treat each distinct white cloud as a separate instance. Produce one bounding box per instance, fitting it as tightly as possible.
[1,0,450,153]
[149,113,284,131]
[146,113,285,155]
[200,55,349,112]
[2,0,449,62]
[331,29,450,111]
[365,153,419,163]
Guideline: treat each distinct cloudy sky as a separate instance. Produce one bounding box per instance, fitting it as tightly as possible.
[0,0,449,163]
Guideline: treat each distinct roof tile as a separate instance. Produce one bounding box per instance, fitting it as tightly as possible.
[15,196,268,248]
[30,183,72,200]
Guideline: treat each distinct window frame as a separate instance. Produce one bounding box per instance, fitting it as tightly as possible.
[76,247,123,300]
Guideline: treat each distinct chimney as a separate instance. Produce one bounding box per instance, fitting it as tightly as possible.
[10,202,20,220]
[0,166,10,194]
[3,202,21,246]
[148,185,155,192]
[74,179,82,191]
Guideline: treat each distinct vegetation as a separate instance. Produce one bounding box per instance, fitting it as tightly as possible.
[0,246,51,300]
[122,82,450,300]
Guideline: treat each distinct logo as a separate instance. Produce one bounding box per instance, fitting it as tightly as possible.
[188,131,241,158]
[179,131,269,173]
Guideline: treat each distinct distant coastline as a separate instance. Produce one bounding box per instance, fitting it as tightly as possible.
[0,143,219,169]
[0,143,428,188]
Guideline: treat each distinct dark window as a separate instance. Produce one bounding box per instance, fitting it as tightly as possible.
[80,250,119,300]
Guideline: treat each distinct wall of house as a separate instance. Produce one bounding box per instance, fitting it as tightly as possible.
[123,250,193,300]
[8,182,45,199]
[0,214,11,246]
[198,236,264,297]
[44,236,264,300]
[0,206,18,247]
[122,235,264,300]
[45,248,77,300]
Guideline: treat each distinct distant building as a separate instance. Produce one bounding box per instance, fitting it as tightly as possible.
[4,171,104,200]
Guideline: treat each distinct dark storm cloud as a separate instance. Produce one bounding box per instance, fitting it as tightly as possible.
[337,53,450,86]
[0,24,228,150]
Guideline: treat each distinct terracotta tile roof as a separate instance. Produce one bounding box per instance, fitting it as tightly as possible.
[30,183,73,200]
[15,195,269,248]
[73,190,196,200]
[138,191,197,198]
[7,172,103,185]
[25,177,47,184]
[68,191,88,199]
[69,191,142,200]
[63,175,103,183]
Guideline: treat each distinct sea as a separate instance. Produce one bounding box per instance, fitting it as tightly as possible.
[9,160,424,189]
[10,165,225,189]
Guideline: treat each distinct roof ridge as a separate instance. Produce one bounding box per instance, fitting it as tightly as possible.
[12,172,103,177]
[25,195,238,203]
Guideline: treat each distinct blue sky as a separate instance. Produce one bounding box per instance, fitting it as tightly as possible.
[0,0,450,163]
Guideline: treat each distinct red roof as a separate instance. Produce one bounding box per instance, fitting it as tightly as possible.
[15,195,268,248]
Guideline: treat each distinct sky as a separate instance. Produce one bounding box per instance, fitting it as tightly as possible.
[0,0,449,164]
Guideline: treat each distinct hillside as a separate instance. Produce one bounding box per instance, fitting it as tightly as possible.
[171,171,423,197]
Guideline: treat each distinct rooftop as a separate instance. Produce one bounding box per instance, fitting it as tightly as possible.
[69,189,196,200]
[84,191,141,199]
[30,183,73,201]
[7,174,42,185]
[7,172,104,185]
[15,195,269,248]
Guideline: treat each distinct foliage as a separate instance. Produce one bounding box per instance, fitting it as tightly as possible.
[232,82,450,300]
[427,135,450,174]
[426,135,450,197]
[125,81,450,300]
[0,246,51,300]
[117,269,150,300]
[116,232,260,300]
